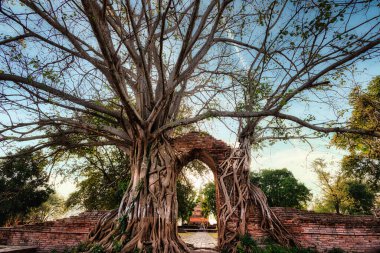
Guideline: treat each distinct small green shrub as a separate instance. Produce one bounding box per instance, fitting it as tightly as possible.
[327,248,345,253]
[118,214,128,234]
[261,243,291,253]
[293,247,318,253]
[90,244,105,253]
[236,234,261,253]
[112,241,122,253]
[68,242,90,253]
[222,236,320,253]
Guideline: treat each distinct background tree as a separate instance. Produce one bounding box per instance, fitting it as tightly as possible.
[26,194,66,223]
[176,180,197,224]
[177,160,207,224]
[0,151,53,226]
[65,147,130,211]
[200,182,217,218]
[345,181,375,215]
[1,1,380,251]
[250,169,311,209]
[312,159,375,214]
[333,76,380,191]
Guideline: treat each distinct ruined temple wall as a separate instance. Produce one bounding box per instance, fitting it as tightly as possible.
[1,209,379,252]
[248,207,380,253]
[0,211,106,253]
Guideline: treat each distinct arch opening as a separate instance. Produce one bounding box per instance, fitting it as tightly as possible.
[176,158,220,250]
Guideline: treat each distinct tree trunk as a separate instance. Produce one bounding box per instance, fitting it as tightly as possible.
[335,201,341,214]
[88,136,189,253]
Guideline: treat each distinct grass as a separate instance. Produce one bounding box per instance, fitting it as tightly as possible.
[208,233,218,239]
[178,232,195,239]
[178,232,218,239]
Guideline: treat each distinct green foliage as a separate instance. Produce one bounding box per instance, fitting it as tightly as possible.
[250,169,311,209]
[313,159,375,214]
[112,241,122,253]
[118,214,128,234]
[341,155,380,192]
[236,234,260,253]
[176,179,197,223]
[26,194,66,223]
[346,181,375,214]
[231,234,318,253]
[75,242,90,252]
[65,147,130,211]
[332,76,380,191]
[200,182,217,217]
[90,244,105,253]
[327,248,345,253]
[60,242,96,253]
[0,150,53,225]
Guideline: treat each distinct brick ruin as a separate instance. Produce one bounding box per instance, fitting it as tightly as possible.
[1,208,379,253]
[0,211,107,253]
[249,207,380,252]
[0,132,379,252]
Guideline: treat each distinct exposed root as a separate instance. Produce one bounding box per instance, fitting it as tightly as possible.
[248,184,298,247]
[86,137,191,253]
[217,140,251,251]
[87,206,190,253]
[217,138,298,251]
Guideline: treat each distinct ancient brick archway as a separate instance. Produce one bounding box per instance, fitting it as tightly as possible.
[172,131,302,250]
[171,132,234,248]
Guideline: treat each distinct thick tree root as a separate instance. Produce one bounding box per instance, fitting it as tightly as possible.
[248,184,298,247]
[217,139,298,251]
[86,138,191,253]
[218,144,250,251]
[87,209,190,253]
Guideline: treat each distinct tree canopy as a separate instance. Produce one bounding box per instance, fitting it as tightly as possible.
[200,182,217,218]
[312,158,375,215]
[26,194,66,223]
[0,151,53,226]
[333,76,380,191]
[1,1,380,155]
[250,169,311,209]
[65,146,130,211]
[176,180,197,224]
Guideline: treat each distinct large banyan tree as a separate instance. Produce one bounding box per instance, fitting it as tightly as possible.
[1,0,380,252]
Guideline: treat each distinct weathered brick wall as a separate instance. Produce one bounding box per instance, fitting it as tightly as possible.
[1,208,379,252]
[0,211,107,253]
[248,207,380,253]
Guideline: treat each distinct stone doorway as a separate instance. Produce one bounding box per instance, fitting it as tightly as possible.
[172,132,232,250]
